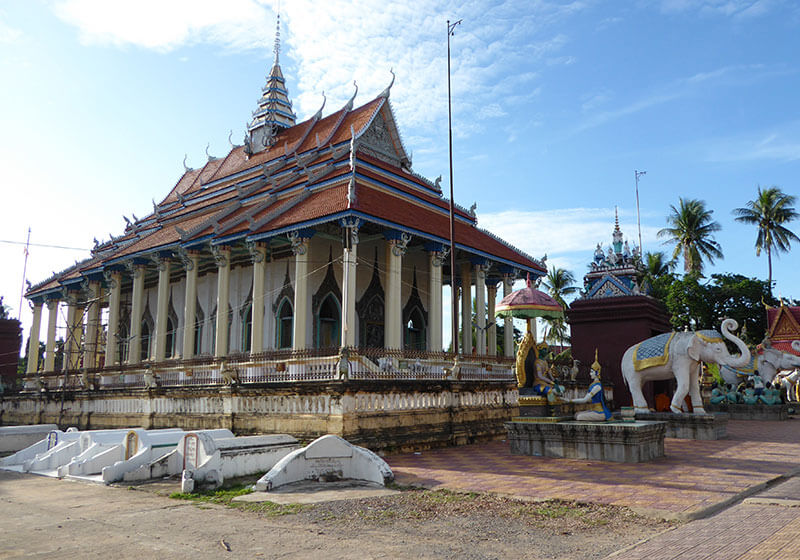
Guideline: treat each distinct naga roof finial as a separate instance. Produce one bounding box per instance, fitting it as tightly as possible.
[183,154,191,172]
[380,68,395,98]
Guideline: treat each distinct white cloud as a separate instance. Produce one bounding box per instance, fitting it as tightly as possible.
[53,0,272,51]
[660,0,775,18]
[0,11,22,43]
[51,0,587,138]
[479,207,661,276]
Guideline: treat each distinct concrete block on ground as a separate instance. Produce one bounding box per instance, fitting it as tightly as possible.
[505,419,666,462]
[634,411,728,440]
[706,403,790,421]
[0,424,58,453]
[254,435,393,492]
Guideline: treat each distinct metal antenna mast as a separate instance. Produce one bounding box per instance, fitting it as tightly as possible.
[635,170,646,254]
[18,227,31,319]
[447,18,462,355]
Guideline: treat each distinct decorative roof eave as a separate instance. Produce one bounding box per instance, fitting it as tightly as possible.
[355,172,475,226]
[352,96,411,167]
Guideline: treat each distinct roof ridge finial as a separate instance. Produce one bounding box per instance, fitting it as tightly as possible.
[614,206,620,231]
[273,11,281,64]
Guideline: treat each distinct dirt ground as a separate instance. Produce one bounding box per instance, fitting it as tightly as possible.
[0,470,674,560]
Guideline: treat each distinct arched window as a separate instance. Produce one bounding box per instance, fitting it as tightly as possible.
[193,300,205,356]
[117,321,129,364]
[276,298,293,349]
[316,294,340,349]
[140,321,151,362]
[241,302,253,353]
[405,307,426,351]
[165,316,176,359]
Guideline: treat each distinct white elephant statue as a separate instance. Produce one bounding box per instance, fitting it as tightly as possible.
[621,319,751,414]
[775,367,800,402]
[720,340,800,386]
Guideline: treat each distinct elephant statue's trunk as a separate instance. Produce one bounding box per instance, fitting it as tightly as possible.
[720,318,751,369]
[793,340,800,354]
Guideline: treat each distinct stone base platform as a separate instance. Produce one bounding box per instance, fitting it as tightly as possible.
[505,419,666,463]
[706,403,790,421]
[634,411,728,440]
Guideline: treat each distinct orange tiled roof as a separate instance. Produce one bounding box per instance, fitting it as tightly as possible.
[26,93,542,297]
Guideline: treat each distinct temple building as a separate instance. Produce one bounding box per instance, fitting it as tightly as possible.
[22,24,545,383]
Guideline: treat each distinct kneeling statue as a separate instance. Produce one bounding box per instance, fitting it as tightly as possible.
[571,351,612,421]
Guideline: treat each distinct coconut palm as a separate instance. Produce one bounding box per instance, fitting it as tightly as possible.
[542,266,578,309]
[643,251,676,278]
[541,266,577,347]
[658,198,723,275]
[733,186,799,292]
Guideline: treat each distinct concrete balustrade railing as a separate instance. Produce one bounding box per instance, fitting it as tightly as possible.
[17,349,515,393]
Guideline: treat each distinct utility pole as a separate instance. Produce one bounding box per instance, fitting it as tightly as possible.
[635,170,646,254]
[447,18,461,355]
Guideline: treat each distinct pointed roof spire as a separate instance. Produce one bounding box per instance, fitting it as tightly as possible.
[273,13,281,64]
[247,10,296,154]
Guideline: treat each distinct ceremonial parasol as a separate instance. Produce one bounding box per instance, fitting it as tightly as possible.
[495,275,564,321]
[495,275,564,388]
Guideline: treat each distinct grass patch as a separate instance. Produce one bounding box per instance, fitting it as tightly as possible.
[169,484,252,505]
[169,484,308,517]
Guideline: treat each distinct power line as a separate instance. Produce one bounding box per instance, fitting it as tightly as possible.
[0,239,89,251]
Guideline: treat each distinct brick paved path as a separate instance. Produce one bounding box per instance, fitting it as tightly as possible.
[386,419,800,519]
[614,488,800,559]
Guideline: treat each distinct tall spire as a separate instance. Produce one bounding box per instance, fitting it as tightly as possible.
[246,11,296,154]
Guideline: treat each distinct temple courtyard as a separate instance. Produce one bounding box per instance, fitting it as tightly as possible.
[0,419,798,559]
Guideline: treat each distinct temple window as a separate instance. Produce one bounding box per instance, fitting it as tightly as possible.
[316,293,340,348]
[405,307,426,351]
[276,298,293,349]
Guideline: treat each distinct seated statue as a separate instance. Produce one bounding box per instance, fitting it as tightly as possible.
[751,371,765,396]
[571,351,612,421]
[532,363,565,404]
[725,383,740,404]
[758,382,782,406]
[709,381,726,405]
[742,381,758,405]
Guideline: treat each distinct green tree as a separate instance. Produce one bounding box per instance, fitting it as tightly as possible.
[641,251,677,300]
[541,266,577,347]
[658,198,723,274]
[655,273,777,345]
[0,296,10,320]
[732,186,800,293]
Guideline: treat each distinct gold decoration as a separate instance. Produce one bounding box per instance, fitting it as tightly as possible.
[515,331,534,388]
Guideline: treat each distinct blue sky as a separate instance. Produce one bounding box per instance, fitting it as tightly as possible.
[1,0,799,348]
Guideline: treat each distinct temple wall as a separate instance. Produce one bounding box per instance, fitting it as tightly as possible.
[0,381,518,452]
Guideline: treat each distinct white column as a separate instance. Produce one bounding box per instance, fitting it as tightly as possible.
[26,300,43,374]
[291,233,311,351]
[460,262,472,355]
[214,247,231,357]
[341,221,359,348]
[105,271,122,366]
[127,264,145,364]
[427,249,444,351]
[452,284,460,353]
[474,263,486,355]
[428,251,443,352]
[503,275,514,358]
[384,233,409,350]
[44,299,58,372]
[83,281,101,368]
[181,252,198,359]
[64,295,81,371]
[250,243,267,354]
[487,282,497,357]
[152,257,171,361]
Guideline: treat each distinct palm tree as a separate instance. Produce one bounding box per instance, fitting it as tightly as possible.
[643,251,676,278]
[658,198,723,275]
[733,186,800,292]
[542,266,577,347]
[542,266,578,309]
